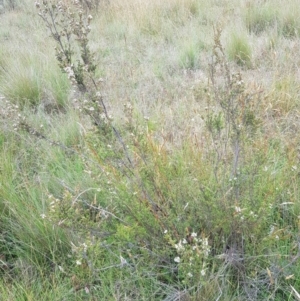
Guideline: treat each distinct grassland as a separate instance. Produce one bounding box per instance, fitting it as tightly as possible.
[1,0,300,300]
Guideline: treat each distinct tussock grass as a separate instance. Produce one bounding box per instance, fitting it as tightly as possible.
[179,41,201,69]
[226,30,252,67]
[244,1,278,35]
[0,48,70,109]
[279,8,300,38]
[0,9,70,110]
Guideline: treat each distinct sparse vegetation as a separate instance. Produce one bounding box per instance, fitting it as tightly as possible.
[244,1,300,39]
[244,2,278,35]
[1,0,300,300]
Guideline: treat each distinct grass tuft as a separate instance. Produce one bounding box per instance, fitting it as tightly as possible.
[226,31,252,67]
[244,2,278,34]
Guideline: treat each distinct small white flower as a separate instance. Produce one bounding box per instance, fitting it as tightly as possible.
[201,269,206,276]
[174,256,180,263]
[40,213,46,219]
[58,265,65,273]
[76,260,82,265]
[82,243,88,253]
[163,230,168,234]
[202,238,210,257]
[182,238,187,244]
[235,206,241,213]
[187,272,193,277]
[71,242,79,253]
[174,241,184,252]
[191,232,197,238]
[120,256,128,266]
[89,107,95,111]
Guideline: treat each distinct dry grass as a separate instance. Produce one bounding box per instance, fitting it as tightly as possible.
[1,0,300,167]
[79,0,300,147]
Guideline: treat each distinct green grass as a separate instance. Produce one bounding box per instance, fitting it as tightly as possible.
[179,42,200,69]
[0,53,70,110]
[1,0,300,299]
[0,63,42,107]
[226,31,252,67]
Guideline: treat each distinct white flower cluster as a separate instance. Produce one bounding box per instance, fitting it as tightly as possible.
[71,241,89,266]
[64,66,75,81]
[202,237,210,257]
[173,232,211,263]
[168,230,211,283]
[48,194,60,213]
